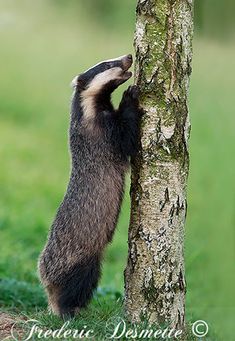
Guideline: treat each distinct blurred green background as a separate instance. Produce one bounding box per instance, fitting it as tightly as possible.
[0,0,234,340]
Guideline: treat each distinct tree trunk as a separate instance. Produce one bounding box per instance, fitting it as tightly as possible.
[124,0,194,328]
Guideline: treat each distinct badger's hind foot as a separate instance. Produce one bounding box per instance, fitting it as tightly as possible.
[45,255,101,319]
[47,284,81,319]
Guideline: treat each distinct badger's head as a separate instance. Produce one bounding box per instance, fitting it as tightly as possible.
[71,54,133,96]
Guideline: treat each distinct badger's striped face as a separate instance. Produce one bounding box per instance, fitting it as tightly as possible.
[72,54,133,95]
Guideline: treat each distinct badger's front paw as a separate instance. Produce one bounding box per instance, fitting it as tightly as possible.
[125,85,140,100]
[119,85,143,116]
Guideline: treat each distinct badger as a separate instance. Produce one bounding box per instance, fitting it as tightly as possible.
[38,54,142,318]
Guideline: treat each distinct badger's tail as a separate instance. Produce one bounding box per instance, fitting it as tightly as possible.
[54,255,101,318]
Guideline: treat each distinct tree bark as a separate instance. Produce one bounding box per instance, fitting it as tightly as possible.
[124,0,193,328]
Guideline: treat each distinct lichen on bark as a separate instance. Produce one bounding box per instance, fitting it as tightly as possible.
[124,0,194,328]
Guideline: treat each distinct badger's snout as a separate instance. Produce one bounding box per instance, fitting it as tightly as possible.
[121,54,133,71]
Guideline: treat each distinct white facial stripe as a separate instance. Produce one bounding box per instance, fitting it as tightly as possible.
[101,55,126,63]
[83,67,122,96]
[84,55,125,73]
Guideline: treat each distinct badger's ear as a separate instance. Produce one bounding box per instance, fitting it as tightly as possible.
[71,75,78,88]
[70,75,85,90]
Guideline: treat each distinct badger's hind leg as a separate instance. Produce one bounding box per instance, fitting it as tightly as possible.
[46,284,63,317]
[46,255,101,319]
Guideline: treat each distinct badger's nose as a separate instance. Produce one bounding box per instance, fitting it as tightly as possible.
[122,54,133,71]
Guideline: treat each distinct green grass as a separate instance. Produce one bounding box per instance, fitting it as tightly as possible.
[0,1,234,340]
[1,279,200,341]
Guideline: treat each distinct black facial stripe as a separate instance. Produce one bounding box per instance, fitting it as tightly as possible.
[79,60,123,86]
